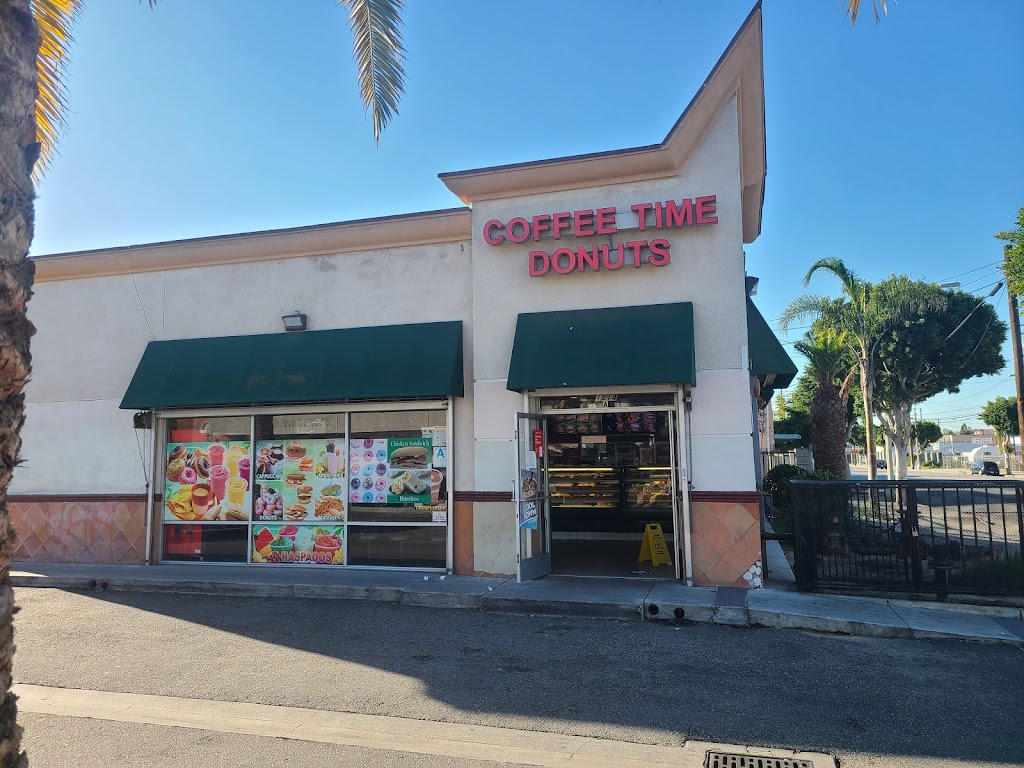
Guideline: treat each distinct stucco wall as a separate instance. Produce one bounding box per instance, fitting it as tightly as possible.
[15,241,474,494]
[469,97,756,492]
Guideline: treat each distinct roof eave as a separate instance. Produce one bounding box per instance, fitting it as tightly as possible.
[439,3,766,241]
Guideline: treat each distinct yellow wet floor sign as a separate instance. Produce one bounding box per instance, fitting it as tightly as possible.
[638,523,672,567]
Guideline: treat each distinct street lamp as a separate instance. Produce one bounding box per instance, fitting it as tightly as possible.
[943,282,1003,342]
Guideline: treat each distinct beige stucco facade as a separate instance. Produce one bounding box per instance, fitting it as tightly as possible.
[12,7,778,586]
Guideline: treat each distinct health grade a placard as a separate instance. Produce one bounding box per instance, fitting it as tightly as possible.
[349,437,434,505]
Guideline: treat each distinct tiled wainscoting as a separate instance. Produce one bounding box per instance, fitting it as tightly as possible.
[689,492,762,588]
[9,496,147,565]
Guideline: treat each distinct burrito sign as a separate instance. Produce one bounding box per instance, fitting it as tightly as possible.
[481,196,717,276]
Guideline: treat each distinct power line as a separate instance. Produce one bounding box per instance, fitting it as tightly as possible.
[935,260,1002,284]
[958,271,1003,291]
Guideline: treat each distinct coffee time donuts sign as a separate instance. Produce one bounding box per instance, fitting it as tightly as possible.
[481,196,717,276]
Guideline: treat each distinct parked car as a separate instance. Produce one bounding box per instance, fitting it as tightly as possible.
[876,459,887,469]
[970,460,1000,476]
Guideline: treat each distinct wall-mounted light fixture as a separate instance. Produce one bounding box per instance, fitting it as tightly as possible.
[281,310,308,332]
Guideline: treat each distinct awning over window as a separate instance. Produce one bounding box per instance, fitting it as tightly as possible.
[506,303,696,391]
[746,298,797,389]
[120,321,464,410]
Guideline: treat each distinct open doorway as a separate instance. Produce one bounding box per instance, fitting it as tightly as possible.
[542,398,679,579]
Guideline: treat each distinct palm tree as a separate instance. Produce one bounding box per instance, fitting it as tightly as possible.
[780,259,942,481]
[1,2,405,764]
[794,330,857,478]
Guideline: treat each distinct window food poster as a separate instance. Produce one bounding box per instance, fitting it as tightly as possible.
[348,437,440,505]
[164,441,251,522]
[253,439,346,522]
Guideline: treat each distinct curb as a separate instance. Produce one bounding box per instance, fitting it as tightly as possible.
[13,575,1024,646]
[480,596,643,620]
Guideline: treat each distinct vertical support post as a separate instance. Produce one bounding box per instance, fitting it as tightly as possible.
[445,399,454,575]
[1007,244,1024,475]
[143,412,158,566]
[907,484,923,592]
[676,387,694,587]
[791,480,816,591]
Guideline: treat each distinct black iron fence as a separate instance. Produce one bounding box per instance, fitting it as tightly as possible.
[790,480,1024,597]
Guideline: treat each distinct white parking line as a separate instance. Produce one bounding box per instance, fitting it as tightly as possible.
[15,684,835,767]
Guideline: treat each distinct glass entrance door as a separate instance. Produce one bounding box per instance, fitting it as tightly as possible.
[515,413,550,582]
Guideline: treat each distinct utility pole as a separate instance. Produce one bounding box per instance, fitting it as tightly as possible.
[1006,244,1024,476]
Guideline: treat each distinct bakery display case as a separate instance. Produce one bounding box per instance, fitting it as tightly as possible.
[624,468,673,514]
[545,411,675,532]
[548,468,620,509]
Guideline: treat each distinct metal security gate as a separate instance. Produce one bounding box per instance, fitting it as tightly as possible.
[791,480,1024,597]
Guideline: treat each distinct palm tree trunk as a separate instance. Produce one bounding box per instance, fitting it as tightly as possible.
[860,357,876,481]
[0,2,39,766]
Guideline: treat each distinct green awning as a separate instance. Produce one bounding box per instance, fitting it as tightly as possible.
[121,321,464,410]
[506,303,695,391]
[747,298,797,388]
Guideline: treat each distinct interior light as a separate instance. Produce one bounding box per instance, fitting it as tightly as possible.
[281,310,308,332]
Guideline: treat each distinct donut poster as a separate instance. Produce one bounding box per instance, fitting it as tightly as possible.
[252,438,346,523]
[164,441,252,522]
[349,437,439,505]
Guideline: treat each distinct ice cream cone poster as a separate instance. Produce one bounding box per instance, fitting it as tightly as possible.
[251,524,344,565]
[164,441,251,522]
[255,438,346,522]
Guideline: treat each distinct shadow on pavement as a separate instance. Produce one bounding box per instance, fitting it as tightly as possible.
[14,587,1024,766]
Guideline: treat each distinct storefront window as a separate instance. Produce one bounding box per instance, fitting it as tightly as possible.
[160,408,450,570]
[162,417,252,563]
[347,525,446,568]
[250,413,347,565]
[348,410,448,525]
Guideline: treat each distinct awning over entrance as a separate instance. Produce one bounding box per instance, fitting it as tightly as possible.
[506,303,696,391]
[120,321,464,410]
[746,298,797,388]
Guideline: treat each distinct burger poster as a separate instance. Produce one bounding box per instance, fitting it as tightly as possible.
[252,438,346,523]
[164,441,252,522]
[251,524,344,565]
[349,437,434,505]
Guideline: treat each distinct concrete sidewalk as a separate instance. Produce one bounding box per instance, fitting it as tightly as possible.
[11,561,1024,646]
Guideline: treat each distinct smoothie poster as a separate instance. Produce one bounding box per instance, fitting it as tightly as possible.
[252,439,346,522]
[251,524,344,565]
[164,441,252,522]
[349,437,440,505]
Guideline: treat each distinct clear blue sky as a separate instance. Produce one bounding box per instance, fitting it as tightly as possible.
[31,0,1024,431]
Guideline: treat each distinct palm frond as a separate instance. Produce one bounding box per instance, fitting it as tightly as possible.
[795,329,851,385]
[846,0,889,25]
[804,256,861,297]
[778,294,831,334]
[342,0,407,143]
[32,0,83,178]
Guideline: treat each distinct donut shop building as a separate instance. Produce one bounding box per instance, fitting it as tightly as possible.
[11,8,796,587]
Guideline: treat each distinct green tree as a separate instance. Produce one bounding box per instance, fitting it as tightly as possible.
[997,207,1024,298]
[794,330,857,477]
[959,423,971,435]
[980,396,1020,461]
[773,412,810,450]
[872,285,1006,478]
[914,421,943,446]
[780,259,943,480]
[773,392,787,420]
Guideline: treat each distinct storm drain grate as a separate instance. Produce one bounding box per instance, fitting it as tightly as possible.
[706,752,815,768]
